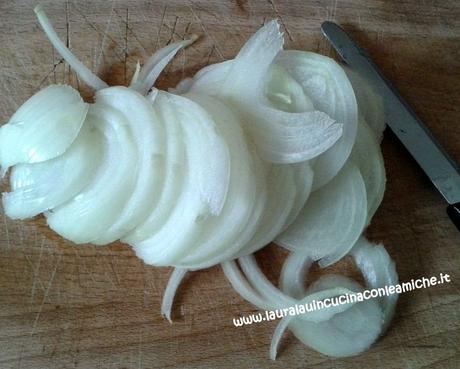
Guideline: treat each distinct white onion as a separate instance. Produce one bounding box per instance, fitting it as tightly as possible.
[2,10,397,361]
[351,117,386,223]
[131,36,198,95]
[122,91,185,244]
[2,122,101,219]
[45,103,138,243]
[0,85,88,172]
[275,51,358,189]
[344,67,386,142]
[276,161,368,267]
[92,87,166,244]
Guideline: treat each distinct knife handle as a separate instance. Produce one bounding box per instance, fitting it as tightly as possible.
[447,203,460,231]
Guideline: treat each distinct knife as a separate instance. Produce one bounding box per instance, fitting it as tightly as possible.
[321,21,460,232]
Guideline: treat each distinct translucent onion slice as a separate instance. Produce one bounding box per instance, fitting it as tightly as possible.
[351,237,398,332]
[0,85,88,171]
[236,256,354,321]
[276,161,367,267]
[176,61,231,95]
[265,64,314,113]
[231,254,382,359]
[276,51,358,189]
[171,94,263,269]
[161,268,188,323]
[221,260,274,311]
[92,87,165,244]
[279,249,312,299]
[45,103,138,244]
[122,92,185,244]
[34,6,108,90]
[131,36,198,95]
[2,123,102,220]
[351,117,386,223]
[235,164,298,257]
[132,93,230,266]
[234,161,314,259]
[220,21,343,164]
[287,275,382,358]
[282,162,315,229]
[344,66,385,142]
[169,94,231,216]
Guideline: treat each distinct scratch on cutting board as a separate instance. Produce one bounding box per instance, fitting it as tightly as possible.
[188,3,225,60]
[2,212,10,250]
[138,327,143,369]
[125,8,129,84]
[327,0,338,21]
[73,5,125,62]
[114,8,148,53]
[166,16,179,45]
[17,253,62,369]
[267,0,294,41]
[36,59,64,90]
[65,0,71,84]
[95,1,115,73]
[29,238,46,303]
[156,5,168,49]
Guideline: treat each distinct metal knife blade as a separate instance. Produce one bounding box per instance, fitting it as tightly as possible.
[321,21,460,230]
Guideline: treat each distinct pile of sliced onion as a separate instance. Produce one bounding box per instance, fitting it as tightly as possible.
[0,7,397,360]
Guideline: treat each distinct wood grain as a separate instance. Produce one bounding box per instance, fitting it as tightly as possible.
[0,1,459,368]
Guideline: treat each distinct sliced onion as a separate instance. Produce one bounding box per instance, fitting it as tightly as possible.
[344,67,385,142]
[221,260,273,311]
[287,275,382,358]
[34,6,108,90]
[45,103,138,244]
[172,94,264,268]
[279,249,312,299]
[2,123,102,220]
[131,36,198,95]
[282,162,314,229]
[276,161,367,267]
[235,164,299,257]
[132,93,230,266]
[161,268,188,323]
[181,61,231,95]
[265,64,314,112]
[122,92,185,244]
[276,51,358,189]
[219,21,343,164]
[351,237,398,331]
[92,87,166,244]
[0,85,88,172]
[351,117,386,223]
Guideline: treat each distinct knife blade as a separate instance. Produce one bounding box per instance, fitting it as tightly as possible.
[321,21,460,231]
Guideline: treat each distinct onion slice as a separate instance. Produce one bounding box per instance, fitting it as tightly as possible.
[351,237,398,331]
[275,51,358,189]
[46,103,138,244]
[131,36,198,95]
[122,92,185,244]
[276,161,367,267]
[351,117,386,223]
[0,85,88,172]
[92,87,166,244]
[219,21,343,164]
[174,94,264,268]
[2,123,102,219]
[161,268,188,323]
[132,93,230,266]
[344,67,385,142]
[34,6,108,90]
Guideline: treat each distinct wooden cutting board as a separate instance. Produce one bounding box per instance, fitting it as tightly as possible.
[0,1,459,368]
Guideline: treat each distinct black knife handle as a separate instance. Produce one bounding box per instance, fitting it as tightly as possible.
[447,203,460,231]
